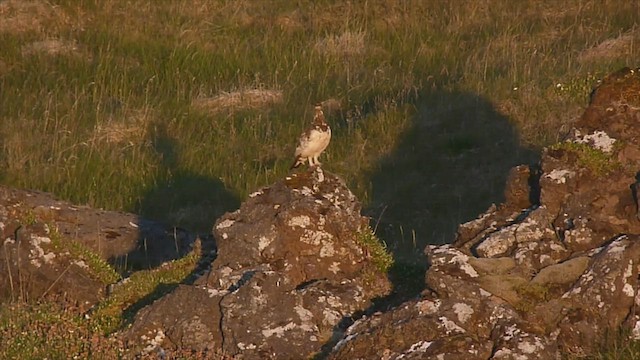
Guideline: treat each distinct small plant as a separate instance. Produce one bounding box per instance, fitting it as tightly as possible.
[550,141,620,175]
[91,240,201,334]
[514,282,551,313]
[356,227,394,273]
[48,226,121,285]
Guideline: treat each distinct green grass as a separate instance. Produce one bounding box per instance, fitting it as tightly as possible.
[49,227,122,285]
[91,240,201,334]
[1,1,640,356]
[356,226,394,273]
[0,302,124,360]
[1,1,637,244]
[550,141,620,176]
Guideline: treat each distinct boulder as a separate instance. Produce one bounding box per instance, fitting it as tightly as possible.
[328,68,640,358]
[126,168,392,359]
[0,185,195,308]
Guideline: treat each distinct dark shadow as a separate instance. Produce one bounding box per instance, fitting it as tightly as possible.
[366,90,538,266]
[107,122,239,273]
[137,123,241,236]
[101,121,241,330]
[315,91,539,359]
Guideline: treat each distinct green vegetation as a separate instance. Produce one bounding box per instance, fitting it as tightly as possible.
[1,0,640,357]
[91,240,201,334]
[356,226,394,273]
[49,227,122,285]
[514,282,551,313]
[0,302,124,360]
[550,141,620,175]
[1,0,637,257]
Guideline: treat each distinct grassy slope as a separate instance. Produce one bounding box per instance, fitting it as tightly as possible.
[1,1,638,252]
[1,0,640,358]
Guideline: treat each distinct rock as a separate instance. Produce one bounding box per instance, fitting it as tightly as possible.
[126,168,392,358]
[327,68,640,358]
[0,186,195,307]
[531,256,590,286]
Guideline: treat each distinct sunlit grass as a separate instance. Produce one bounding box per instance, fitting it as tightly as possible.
[0,0,637,259]
[1,0,640,357]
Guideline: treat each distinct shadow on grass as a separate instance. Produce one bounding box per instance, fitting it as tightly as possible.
[366,90,538,301]
[138,123,240,236]
[368,90,538,260]
[105,122,240,327]
[315,91,539,358]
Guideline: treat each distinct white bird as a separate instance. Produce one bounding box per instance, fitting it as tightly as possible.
[290,105,331,169]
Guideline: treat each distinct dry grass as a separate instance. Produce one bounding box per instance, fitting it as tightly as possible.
[579,28,639,63]
[1,0,640,356]
[0,0,72,35]
[192,89,283,114]
[21,38,80,57]
[314,30,368,58]
[92,107,155,146]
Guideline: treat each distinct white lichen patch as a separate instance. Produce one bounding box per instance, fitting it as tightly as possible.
[29,234,53,267]
[262,322,297,337]
[204,287,228,298]
[452,303,474,324]
[475,230,515,258]
[563,219,596,246]
[545,169,574,184]
[288,215,311,228]
[319,241,335,257]
[633,317,640,340]
[458,204,497,230]
[216,219,235,230]
[295,305,314,323]
[323,308,341,326]
[258,236,273,252]
[416,299,441,315]
[429,245,479,278]
[237,342,257,350]
[141,329,166,355]
[300,229,334,248]
[329,262,341,274]
[622,261,635,297]
[607,238,628,257]
[438,316,465,334]
[574,130,617,153]
[73,260,88,269]
[396,341,433,358]
[42,252,56,263]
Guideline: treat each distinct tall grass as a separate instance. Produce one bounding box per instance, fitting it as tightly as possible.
[0,0,638,254]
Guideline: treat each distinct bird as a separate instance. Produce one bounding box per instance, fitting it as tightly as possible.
[290,105,331,169]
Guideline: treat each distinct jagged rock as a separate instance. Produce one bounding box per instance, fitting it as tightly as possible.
[327,68,640,358]
[0,186,193,307]
[126,168,391,358]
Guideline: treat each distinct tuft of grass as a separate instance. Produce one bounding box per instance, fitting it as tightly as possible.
[0,302,124,360]
[550,141,620,176]
[90,240,201,334]
[49,226,121,285]
[356,226,394,273]
[514,282,551,313]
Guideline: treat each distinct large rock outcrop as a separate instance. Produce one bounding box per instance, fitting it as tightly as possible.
[126,168,392,359]
[0,186,195,307]
[329,67,640,359]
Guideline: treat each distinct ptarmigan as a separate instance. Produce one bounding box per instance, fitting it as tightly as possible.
[290,105,331,169]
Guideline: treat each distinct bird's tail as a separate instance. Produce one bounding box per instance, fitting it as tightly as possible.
[290,156,302,169]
